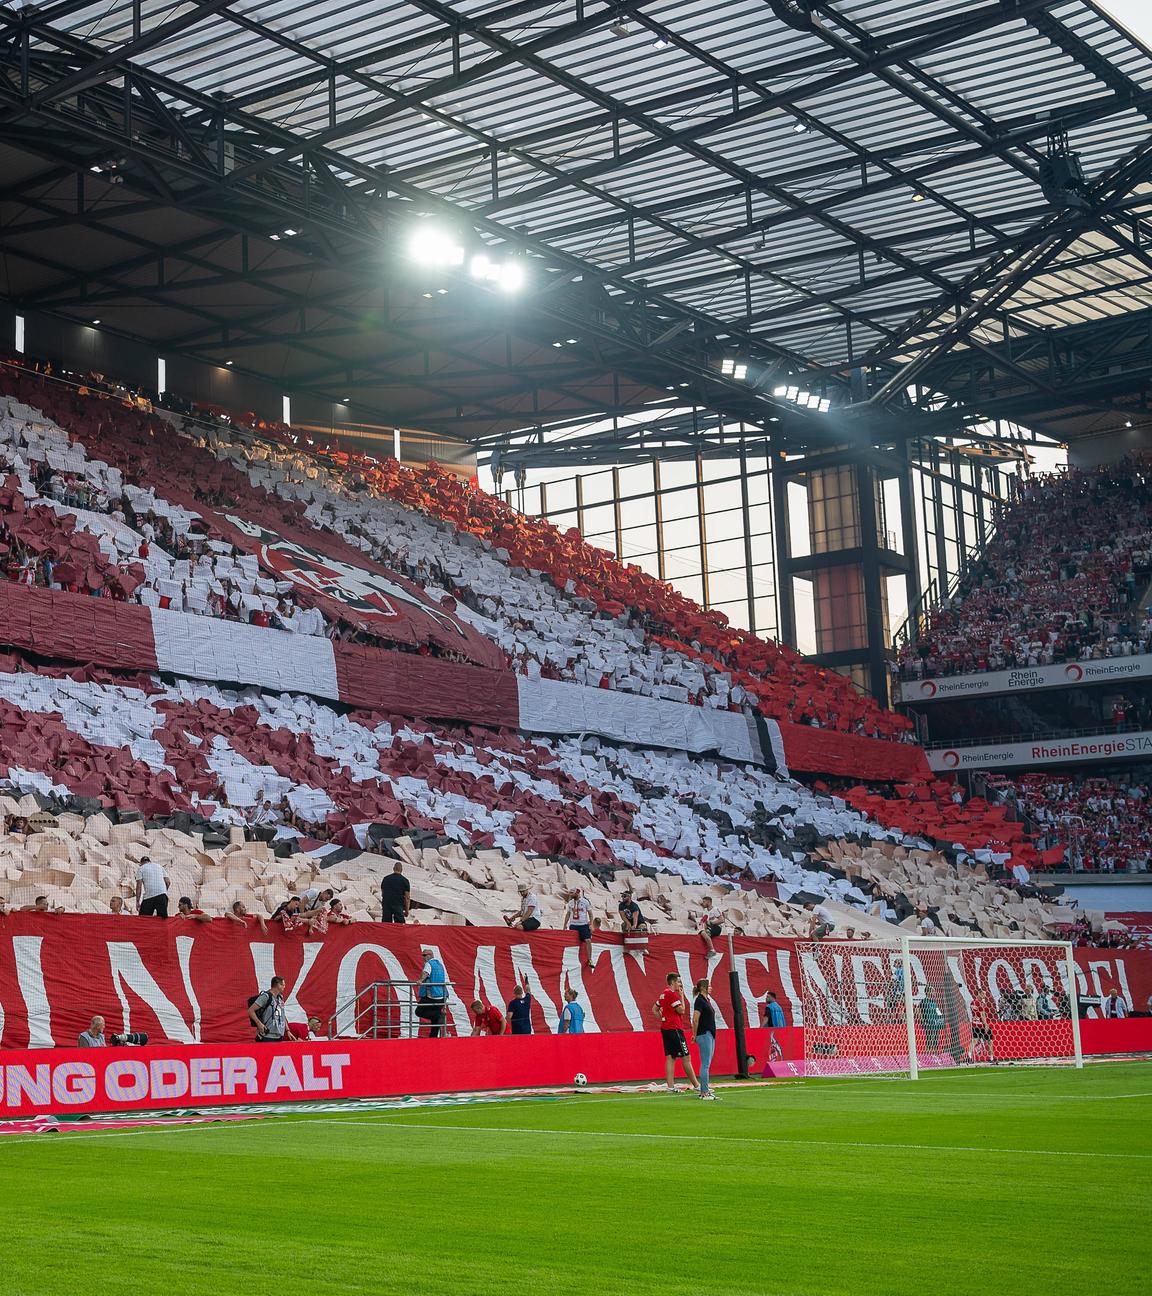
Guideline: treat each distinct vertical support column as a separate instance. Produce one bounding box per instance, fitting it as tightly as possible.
[696,452,710,609]
[771,453,796,649]
[739,441,756,635]
[856,461,889,703]
[896,439,922,630]
[652,458,666,583]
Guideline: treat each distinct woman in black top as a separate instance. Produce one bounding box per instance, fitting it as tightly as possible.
[692,978,719,1101]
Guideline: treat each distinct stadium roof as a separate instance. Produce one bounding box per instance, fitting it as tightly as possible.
[1,0,1152,453]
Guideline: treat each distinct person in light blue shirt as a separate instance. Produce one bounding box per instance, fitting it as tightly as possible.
[763,991,787,1028]
[416,946,448,1038]
[559,988,585,1034]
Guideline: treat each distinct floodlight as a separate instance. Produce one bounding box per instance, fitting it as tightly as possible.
[409,227,465,268]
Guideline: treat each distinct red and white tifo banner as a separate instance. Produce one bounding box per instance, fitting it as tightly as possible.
[0,582,776,764]
[0,917,1148,1051]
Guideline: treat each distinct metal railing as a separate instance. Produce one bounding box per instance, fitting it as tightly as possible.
[328,979,458,1040]
[923,722,1150,750]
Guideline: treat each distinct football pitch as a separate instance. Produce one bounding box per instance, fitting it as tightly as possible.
[3,1062,1149,1296]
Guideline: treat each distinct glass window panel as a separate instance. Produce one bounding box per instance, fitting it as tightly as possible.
[662,516,700,552]
[579,469,616,506]
[579,503,614,537]
[620,523,658,559]
[545,479,577,514]
[706,537,748,572]
[660,485,699,521]
[703,504,746,542]
[618,495,655,529]
[708,569,747,606]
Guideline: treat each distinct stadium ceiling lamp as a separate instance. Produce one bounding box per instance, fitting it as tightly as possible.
[469,253,526,292]
[90,318,101,325]
[269,228,300,241]
[224,360,234,366]
[720,357,748,380]
[407,225,466,268]
[774,384,831,412]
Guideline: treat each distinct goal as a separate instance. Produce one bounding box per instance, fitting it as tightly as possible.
[795,936,1083,1078]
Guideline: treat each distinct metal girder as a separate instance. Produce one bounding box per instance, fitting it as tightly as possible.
[0,21,834,429]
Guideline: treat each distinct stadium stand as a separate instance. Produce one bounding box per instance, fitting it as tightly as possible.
[984,772,1152,874]
[0,358,914,739]
[0,358,1080,944]
[897,460,1152,680]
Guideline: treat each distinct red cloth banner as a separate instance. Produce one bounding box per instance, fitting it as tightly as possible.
[777,721,932,782]
[0,917,1147,1050]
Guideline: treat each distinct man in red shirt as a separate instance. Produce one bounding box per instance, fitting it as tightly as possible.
[175,896,212,923]
[470,1000,507,1036]
[652,973,699,1093]
[968,990,995,1064]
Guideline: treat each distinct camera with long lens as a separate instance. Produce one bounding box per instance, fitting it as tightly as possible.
[110,1031,149,1047]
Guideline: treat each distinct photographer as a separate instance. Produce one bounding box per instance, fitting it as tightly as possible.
[248,976,288,1043]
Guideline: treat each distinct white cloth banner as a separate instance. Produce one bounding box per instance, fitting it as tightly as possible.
[928,730,1152,772]
[896,653,1152,703]
[150,606,341,700]
[516,676,769,765]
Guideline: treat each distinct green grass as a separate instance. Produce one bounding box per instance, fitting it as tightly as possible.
[3,1063,1150,1296]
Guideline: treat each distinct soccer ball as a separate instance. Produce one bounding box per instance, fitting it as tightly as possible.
[573,1073,588,1087]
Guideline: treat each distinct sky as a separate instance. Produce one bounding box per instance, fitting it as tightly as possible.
[1098,1,1152,46]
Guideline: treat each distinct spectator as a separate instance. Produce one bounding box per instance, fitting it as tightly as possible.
[306,1015,326,1041]
[175,896,212,923]
[1036,985,1056,1020]
[618,889,652,934]
[380,861,411,924]
[77,1015,106,1047]
[1101,988,1129,1019]
[415,946,448,1038]
[504,883,542,932]
[20,895,62,914]
[135,856,170,918]
[226,899,268,934]
[564,887,593,968]
[328,898,353,926]
[470,1000,507,1036]
[248,976,288,1043]
[506,984,533,1035]
[804,902,836,939]
[762,990,787,1029]
[696,896,723,956]
[108,896,128,915]
[916,907,937,936]
[558,988,585,1034]
[692,977,719,1101]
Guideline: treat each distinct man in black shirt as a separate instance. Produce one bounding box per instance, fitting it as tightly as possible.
[618,890,652,933]
[381,861,411,923]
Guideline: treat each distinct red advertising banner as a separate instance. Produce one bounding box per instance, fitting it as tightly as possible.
[0,1027,803,1120]
[0,917,1148,1052]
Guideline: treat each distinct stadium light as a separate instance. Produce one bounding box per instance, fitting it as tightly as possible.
[408,226,466,268]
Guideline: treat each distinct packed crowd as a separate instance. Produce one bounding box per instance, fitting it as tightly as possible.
[897,459,1152,679]
[986,772,1152,875]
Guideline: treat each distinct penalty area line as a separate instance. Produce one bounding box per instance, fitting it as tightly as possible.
[310,1119,1152,1161]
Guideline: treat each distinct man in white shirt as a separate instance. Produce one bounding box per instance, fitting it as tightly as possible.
[1101,990,1129,1019]
[504,883,542,933]
[135,857,170,918]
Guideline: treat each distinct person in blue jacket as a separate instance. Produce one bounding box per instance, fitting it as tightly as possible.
[559,988,585,1034]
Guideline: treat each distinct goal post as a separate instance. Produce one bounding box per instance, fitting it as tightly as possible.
[796,935,1083,1078]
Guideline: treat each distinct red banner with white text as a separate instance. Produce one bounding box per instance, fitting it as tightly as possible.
[0,917,1148,1051]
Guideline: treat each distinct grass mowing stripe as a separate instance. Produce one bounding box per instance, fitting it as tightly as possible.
[310,1117,1152,1159]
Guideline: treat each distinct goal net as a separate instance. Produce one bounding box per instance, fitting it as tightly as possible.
[795,936,1083,1077]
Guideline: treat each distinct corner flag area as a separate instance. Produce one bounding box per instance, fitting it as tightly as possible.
[3,1063,1148,1296]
